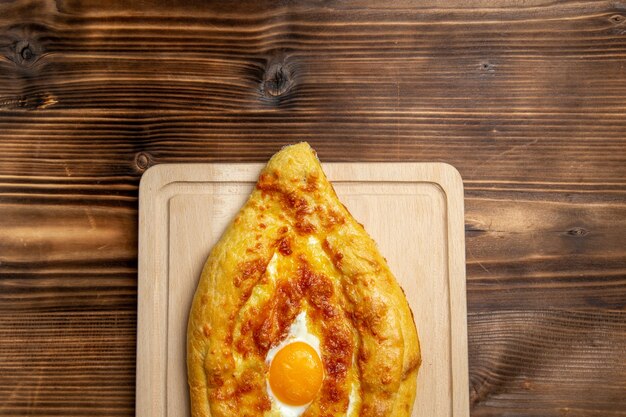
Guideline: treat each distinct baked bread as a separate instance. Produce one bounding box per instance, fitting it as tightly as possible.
[187,143,421,417]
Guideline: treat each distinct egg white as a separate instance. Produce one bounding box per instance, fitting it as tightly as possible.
[346,381,360,417]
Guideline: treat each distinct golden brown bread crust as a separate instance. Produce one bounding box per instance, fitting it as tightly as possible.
[187,143,420,417]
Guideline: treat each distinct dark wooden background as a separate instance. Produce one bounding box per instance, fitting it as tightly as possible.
[1,0,625,416]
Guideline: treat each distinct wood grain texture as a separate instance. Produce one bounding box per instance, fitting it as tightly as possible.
[0,0,625,416]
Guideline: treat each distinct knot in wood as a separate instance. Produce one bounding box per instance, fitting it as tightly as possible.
[609,14,625,24]
[135,152,151,171]
[566,227,588,237]
[15,40,37,65]
[263,63,292,97]
[480,61,495,72]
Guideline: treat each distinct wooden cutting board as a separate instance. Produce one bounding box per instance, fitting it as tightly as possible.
[137,162,469,417]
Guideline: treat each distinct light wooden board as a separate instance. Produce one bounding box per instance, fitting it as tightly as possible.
[137,162,469,417]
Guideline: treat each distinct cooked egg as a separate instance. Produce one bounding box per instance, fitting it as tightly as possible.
[265,311,323,417]
[269,341,324,405]
[263,252,360,417]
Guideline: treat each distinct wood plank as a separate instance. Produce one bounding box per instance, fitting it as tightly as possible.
[469,310,626,417]
[0,310,136,416]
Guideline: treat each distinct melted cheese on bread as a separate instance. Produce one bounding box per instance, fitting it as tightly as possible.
[187,143,421,417]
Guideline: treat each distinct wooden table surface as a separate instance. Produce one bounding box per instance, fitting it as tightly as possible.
[1,0,625,416]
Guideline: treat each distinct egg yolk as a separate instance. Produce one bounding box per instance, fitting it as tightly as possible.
[269,341,324,406]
